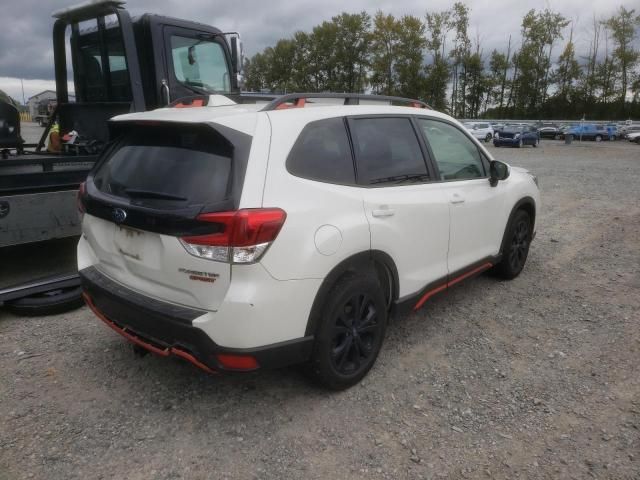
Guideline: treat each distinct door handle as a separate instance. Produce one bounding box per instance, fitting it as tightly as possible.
[450,193,465,204]
[372,208,395,218]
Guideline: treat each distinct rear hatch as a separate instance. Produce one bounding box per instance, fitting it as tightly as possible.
[81,122,252,311]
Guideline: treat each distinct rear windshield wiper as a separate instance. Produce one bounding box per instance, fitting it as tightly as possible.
[124,189,188,201]
[369,173,430,185]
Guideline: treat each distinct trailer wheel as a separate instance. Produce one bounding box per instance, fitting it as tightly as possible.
[4,286,84,317]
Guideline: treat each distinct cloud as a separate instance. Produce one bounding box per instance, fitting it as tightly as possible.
[1,0,639,102]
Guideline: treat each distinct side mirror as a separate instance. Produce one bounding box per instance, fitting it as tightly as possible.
[231,36,243,75]
[489,160,509,187]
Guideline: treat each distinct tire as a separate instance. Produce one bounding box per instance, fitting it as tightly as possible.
[306,273,387,390]
[485,133,492,143]
[611,135,616,141]
[595,135,602,142]
[533,138,539,148]
[554,134,560,140]
[494,210,532,280]
[4,286,84,317]
[517,138,523,148]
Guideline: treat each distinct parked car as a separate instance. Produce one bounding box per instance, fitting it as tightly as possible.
[463,122,494,142]
[626,131,640,143]
[78,93,540,389]
[538,125,561,140]
[620,125,640,139]
[494,125,540,148]
[565,124,612,141]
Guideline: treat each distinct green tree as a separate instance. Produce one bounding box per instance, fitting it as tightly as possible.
[331,12,372,92]
[604,6,640,114]
[370,12,400,95]
[449,2,471,117]
[424,9,451,110]
[394,15,427,99]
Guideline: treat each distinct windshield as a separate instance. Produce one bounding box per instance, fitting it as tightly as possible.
[170,36,231,93]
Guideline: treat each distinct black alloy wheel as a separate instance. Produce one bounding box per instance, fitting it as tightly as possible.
[494,209,532,279]
[508,217,530,273]
[329,293,380,376]
[307,273,387,390]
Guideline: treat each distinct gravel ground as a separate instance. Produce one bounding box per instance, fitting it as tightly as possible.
[1,140,639,480]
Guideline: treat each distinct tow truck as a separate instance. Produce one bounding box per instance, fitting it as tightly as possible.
[0,0,244,314]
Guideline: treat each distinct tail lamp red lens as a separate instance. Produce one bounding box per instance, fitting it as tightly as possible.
[179,208,286,263]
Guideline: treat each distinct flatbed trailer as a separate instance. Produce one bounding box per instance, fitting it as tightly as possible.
[0,0,243,314]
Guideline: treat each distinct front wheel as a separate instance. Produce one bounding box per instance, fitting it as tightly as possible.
[517,138,523,148]
[485,133,492,143]
[306,273,387,390]
[595,135,602,142]
[494,210,532,280]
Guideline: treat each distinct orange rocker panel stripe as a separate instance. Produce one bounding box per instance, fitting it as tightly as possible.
[82,292,217,374]
[413,262,493,311]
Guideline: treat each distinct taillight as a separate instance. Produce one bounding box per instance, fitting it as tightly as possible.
[77,182,86,217]
[180,208,286,264]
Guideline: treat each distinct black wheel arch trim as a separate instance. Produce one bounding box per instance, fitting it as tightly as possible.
[304,250,399,337]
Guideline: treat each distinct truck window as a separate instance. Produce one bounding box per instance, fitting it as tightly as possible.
[75,18,132,102]
[170,36,230,93]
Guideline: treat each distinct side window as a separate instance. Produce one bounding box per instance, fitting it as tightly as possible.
[418,119,486,181]
[350,117,428,185]
[286,117,355,184]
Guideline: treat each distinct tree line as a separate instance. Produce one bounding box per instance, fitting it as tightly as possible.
[243,5,640,120]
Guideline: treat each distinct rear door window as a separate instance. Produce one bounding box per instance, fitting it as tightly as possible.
[286,117,355,184]
[93,124,232,208]
[349,117,428,185]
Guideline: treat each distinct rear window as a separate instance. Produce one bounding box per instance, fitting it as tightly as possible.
[93,124,232,208]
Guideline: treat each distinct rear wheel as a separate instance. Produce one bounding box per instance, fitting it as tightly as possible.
[595,135,602,142]
[306,273,387,390]
[485,133,492,142]
[517,138,523,148]
[494,210,532,280]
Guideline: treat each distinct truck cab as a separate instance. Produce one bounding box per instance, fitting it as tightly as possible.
[49,0,242,152]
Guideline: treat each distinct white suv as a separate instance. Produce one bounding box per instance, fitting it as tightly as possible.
[463,122,494,143]
[78,94,540,389]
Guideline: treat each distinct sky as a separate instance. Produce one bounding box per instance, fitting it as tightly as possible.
[1,0,638,102]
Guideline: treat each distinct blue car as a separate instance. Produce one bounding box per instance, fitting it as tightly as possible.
[564,124,613,141]
[493,126,540,148]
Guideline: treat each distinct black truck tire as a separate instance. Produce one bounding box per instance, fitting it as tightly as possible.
[4,285,84,316]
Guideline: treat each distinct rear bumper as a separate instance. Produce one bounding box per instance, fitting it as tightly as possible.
[80,266,314,373]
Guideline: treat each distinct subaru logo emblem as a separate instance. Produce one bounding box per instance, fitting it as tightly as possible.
[112,208,127,224]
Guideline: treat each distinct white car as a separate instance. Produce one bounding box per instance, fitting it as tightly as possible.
[463,122,495,143]
[626,131,640,143]
[78,93,540,389]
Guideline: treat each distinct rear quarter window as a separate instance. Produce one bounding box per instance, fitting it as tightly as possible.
[286,117,355,184]
[93,124,233,208]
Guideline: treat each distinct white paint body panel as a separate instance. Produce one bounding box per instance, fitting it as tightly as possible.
[79,103,540,350]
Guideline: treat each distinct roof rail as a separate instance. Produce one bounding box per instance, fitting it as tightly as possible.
[260,93,431,111]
